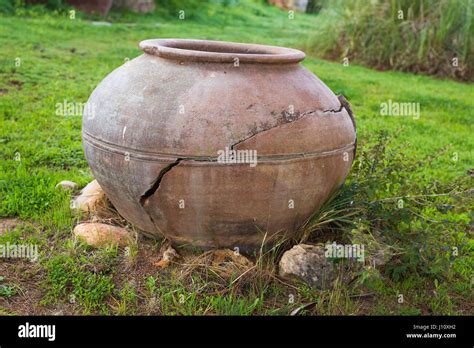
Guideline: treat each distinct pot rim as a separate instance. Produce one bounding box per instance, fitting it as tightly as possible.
[139,38,305,64]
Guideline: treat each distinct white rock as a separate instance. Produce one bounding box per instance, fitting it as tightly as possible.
[71,180,106,213]
[73,223,132,248]
[55,180,78,190]
[279,244,337,289]
[155,245,180,268]
[91,21,112,26]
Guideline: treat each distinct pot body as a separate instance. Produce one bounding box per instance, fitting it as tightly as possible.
[82,39,356,250]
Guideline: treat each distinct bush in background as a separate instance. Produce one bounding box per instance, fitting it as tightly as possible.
[305,0,473,81]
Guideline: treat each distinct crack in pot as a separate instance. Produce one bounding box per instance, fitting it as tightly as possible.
[135,95,356,232]
[138,159,183,235]
[230,96,350,150]
[336,95,357,157]
[139,159,182,206]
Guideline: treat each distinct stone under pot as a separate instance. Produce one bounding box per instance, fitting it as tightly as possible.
[82,39,357,251]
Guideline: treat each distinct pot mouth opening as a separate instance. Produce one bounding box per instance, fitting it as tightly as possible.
[139,39,305,64]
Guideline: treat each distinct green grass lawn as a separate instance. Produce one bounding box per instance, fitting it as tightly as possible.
[0,3,472,315]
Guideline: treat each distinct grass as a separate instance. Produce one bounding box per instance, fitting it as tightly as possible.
[0,276,17,298]
[0,1,472,315]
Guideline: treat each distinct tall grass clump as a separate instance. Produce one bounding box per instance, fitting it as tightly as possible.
[305,0,473,81]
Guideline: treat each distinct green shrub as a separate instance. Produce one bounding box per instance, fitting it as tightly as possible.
[0,0,16,13]
[305,130,472,285]
[0,0,70,14]
[305,0,473,81]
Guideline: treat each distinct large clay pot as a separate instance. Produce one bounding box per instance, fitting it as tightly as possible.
[82,39,356,251]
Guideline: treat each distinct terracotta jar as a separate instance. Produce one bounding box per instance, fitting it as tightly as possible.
[82,39,356,251]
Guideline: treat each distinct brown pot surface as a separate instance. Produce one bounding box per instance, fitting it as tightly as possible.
[82,39,356,250]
